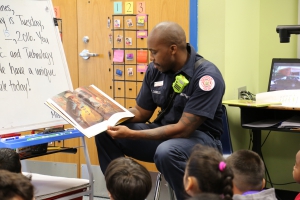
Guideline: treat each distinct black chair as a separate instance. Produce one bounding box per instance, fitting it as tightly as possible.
[221,104,233,158]
[153,105,233,200]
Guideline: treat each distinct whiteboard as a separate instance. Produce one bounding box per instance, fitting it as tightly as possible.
[0,0,73,134]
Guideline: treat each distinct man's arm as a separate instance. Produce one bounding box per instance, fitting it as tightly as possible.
[127,104,154,123]
[107,112,206,140]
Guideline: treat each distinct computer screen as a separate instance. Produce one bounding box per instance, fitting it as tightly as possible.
[268,58,300,91]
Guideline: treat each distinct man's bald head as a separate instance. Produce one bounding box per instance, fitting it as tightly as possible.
[149,22,186,50]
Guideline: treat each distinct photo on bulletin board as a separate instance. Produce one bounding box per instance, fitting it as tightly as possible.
[127,68,134,76]
[126,19,133,27]
[114,19,121,28]
[125,37,132,45]
[137,14,147,26]
[116,35,123,43]
[126,53,134,60]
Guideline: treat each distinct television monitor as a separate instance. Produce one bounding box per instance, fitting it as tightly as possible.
[268,58,300,91]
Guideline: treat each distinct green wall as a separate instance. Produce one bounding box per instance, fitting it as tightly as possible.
[198,0,300,192]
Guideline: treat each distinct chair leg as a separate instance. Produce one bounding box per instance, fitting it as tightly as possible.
[167,182,175,200]
[153,172,176,200]
[153,172,162,200]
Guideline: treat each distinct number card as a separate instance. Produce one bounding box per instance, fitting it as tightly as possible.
[137,2,145,14]
[114,2,122,14]
[53,6,60,18]
[125,2,133,14]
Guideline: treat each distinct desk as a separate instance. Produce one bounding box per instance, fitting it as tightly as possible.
[0,130,94,200]
[237,105,300,156]
[225,104,300,187]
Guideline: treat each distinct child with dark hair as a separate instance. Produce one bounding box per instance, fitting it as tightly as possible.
[0,148,21,173]
[187,193,223,200]
[184,144,234,200]
[0,169,34,200]
[104,157,152,200]
[293,150,300,200]
[226,149,277,199]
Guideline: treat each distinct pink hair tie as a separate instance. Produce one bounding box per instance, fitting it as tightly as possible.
[219,161,226,171]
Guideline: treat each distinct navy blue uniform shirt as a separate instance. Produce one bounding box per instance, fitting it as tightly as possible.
[136,44,225,138]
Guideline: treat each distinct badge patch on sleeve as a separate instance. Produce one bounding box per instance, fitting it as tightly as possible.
[199,75,215,91]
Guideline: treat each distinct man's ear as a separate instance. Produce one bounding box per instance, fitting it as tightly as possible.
[170,44,177,55]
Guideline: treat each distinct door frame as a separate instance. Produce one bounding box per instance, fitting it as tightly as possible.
[190,0,198,52]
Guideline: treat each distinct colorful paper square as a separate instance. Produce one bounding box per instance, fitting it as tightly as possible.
[137,64,147,72]
[137,50,147,63]
[137,30,147,38]
[113,50,124,63]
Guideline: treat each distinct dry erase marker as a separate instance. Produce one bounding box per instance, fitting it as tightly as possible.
[1,138,16,142]
[1,136,20,142]
[0,135,31,142]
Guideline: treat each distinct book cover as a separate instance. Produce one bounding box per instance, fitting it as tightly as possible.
[45,85,134,138]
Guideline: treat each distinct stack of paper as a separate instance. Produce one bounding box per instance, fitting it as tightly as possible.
[242,119,283,128]
[278,116,300,128]
[256,90,300,107]
[22,172,89,199]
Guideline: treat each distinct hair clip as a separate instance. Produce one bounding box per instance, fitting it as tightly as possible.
[219,161,226,171]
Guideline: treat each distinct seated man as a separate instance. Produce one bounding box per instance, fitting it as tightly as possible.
[0,169,34,200]
[226,150,277,199]
[95,21,225,200]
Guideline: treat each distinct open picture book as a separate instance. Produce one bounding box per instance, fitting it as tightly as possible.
[45,85,134,138]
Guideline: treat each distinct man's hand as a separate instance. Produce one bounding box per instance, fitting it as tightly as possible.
[106,112,206,141]
[107,125,135,139]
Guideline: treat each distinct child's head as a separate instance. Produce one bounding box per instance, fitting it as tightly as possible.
[226,149,265,194]
[0,169,34,200]
[184,144,233,200]
[293,150,300,183]
[0,148,21,173]
[104,157,152,200]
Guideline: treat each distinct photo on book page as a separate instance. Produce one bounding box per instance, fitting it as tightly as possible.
[45,85,134,138]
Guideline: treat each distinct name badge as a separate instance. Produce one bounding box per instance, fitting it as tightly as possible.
[154,81,163,87]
